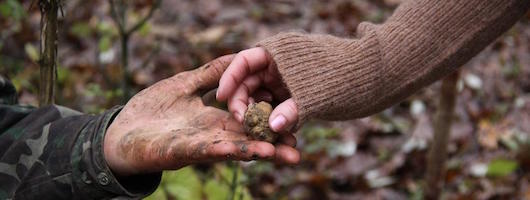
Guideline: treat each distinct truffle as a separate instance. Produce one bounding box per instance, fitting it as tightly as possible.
[243,102,278,143]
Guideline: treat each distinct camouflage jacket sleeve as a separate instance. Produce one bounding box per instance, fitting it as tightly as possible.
[0,77,161,199]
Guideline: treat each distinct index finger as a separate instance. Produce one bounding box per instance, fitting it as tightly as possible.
[192,54,236,91]
[217,47,271,102]
[165,54,235,95]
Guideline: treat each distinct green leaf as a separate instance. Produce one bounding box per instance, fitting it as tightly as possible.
[162,167,203,200]
[96,21,118,36]
[303,140,328,154]
[247,162,274,175]
[408,185,424,200]
[139,23,151,37]
[487,158,518,177]
[8,0,25,20]
[70,22,92,38]
[24,43,39,62]
[57,67,70,84]
[209,164,252,200]
[98,35,112,52]
[0,0,26,20]
[146,165,253,200]
[238,187,253,200]
[85,83,103,98]
[302,127,339,140]
[0,2,11,17]
[204,179,230,200]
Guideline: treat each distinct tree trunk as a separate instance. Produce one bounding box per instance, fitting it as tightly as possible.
[38,0,59,106]
[424,71,459,199]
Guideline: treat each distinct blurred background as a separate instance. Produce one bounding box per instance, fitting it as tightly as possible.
[1,0,530,199]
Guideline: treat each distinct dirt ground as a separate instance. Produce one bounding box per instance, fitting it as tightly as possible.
[1,0,530,199]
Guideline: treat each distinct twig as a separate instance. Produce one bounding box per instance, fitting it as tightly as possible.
[108,0,162,102]
[228,162,239,200]
[126,0,162,35]
[213,165,233,185]
[38,0,60,106]
[139,43,161,69]
[108,0,125,35]
[424,71,460,199]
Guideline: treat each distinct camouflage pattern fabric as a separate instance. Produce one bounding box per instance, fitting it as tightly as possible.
[0,76,161,199]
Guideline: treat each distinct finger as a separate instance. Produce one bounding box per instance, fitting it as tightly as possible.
[201,89,218,106]
[274,144,300,165]
[269,98,299,132]
[228,75,262,122]
[207,140,275,161]
[169,54,235,94]
[195,54,237,91]
[279,134,297,147]
[217,47,271,102]
[248,97,256,104]
[251,89,273,102]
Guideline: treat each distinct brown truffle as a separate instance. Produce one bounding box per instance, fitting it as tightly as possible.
[243,101,278,143]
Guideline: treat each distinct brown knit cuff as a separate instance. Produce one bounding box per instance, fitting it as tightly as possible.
[256,32,311,128]
[256,29,383,129]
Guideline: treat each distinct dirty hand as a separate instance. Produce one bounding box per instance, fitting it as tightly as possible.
[217,47,299,133]
[104,55,300,176]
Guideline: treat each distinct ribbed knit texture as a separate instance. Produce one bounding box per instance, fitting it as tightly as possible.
[258,0,530,127]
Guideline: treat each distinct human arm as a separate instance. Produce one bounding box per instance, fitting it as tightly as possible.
[0,99,150,199]
[0,55,300,199]
[217,0,530,131]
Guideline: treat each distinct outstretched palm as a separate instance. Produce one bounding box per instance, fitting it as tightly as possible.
[104,55,300,176]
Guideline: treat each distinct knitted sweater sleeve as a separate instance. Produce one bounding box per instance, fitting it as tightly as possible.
[257,0,529,125]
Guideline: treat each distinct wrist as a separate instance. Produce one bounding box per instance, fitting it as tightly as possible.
[101,106,142,177]
[103,117,138,177]
[71,105,161,198]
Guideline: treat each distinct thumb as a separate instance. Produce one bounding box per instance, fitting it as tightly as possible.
[269,98,299,132]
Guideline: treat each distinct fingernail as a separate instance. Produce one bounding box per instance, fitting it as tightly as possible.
[216,90,220,99]
[270,115,286,132]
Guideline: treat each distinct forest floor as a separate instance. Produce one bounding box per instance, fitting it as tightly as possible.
[1,0,530,199]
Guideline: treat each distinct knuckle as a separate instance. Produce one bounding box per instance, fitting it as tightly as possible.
[227,102,238,114]
[284,101,298,117]
[257,47,268,59]
[169,71,191,83]
[210,58,223,69]
[238,49,251,56]
[241,57,251,73]
[228,74,238,87]
[241,83,251,94]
